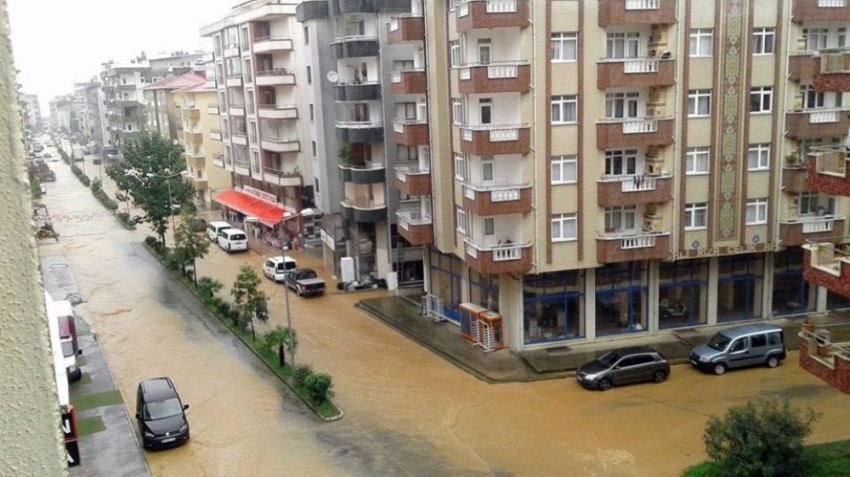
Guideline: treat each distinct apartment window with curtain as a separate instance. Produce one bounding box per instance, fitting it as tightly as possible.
[685,147,710,174]
[688,90,711,117]
[551,33,577,62]
[749,87,772,113]
[551,95,577,124]
[607,32,640,59]
[689,29,713,57]
[452,99,463,124]
[551,213,577,242]
[753,28,775,55]
[605,92,639,119]
[551,155,577,184]
[684,203,708,230]
[456,208,468,235]
[747,144,770,171]
[454,153,466,180]
[746,199,768,225]
[450,41,460,67]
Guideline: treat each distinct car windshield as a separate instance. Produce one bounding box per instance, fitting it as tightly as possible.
[60,340,74,358]
[231,234,246,240]
[299,270,317,279]
[144,397,183,420]
[707,333,732,351]
[597,351,620,368]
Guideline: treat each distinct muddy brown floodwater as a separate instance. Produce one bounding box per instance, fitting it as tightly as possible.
[39,155,850,476]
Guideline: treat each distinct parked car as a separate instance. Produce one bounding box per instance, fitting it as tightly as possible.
[206,221,231,242]
[217,228,248,253]
[285,268,326,297]
[135,377,190,450]
[54,300,82,382]
[103,145,120,163]
[690,324,786,375]
[262,256,298,283]
[576,346,670,391]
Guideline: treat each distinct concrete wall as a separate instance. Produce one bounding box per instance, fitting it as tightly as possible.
[0,0,68,473]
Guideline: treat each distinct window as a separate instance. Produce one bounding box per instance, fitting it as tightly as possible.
[479,98,492,124]
[551,95,577,124]
[478,38,491,64]
[804,27,828,51]
[306,66,312,84]
[689,29,713,57]
[751,334,767,348]
[607,32,640,59]
[796,192,831,216]
[249,121,257,142]
[746,199,768,225]
[304,26,309,44]
[551,33,577,62]
[801,84,825,110]
[251,151,260,173]
[551,213,577,241]
[311,140,317,157]
[604,149,637,176]
[551,155,577,184]
[454,153,466,180]
[456,208,468,235]
[688,90,711,117]
[747,144,770,170]
[753,28,775,55]
[314,178,319,193]
[605,205,636,231]
[685,147,710,174]
[605,92,639,119]
[750,87,772,113]
[309,104,314,121]
[452,99,463,124]
[483,218,495,236]
[482,159,494,181]
[684,203,708,230]
[450,41,460,67]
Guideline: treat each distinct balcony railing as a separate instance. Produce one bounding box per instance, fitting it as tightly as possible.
[626,0,660,9]
[462,183,525,202]
[461,124,523,142]
[397,209,432,225]
[464,239,528,261]
[599,174,658,192]
[815,148,847,177]
[819,0,846,7]
[458,61,525,80]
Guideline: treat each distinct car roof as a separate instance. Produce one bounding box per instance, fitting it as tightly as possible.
[268,256,297,263]
[140,377,178,401]
[607,346,659,356]
[719,324,782,338]
[209,221,231,228]
[223,228,245,235]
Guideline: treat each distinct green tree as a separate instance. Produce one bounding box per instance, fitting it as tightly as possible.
[172,212,210,287]
[703,398,819,477]
[231,265,268,335]
[106,132,191,246]
[263,326,298,368]
[304,374,334,403]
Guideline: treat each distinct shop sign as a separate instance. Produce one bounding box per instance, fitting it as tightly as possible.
[321,229,335,250]
[242,185,277,206]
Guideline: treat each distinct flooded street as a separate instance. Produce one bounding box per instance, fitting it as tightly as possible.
[40,153,850,476]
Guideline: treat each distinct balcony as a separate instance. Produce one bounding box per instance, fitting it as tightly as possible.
[792,0,850,23]
[256,69,296,87]
[392,119,429,146]
[253,36,293,54]
[340,199,387,223]
[814,49,850,92]
[224,45,240,58]
[296,0,329,21]
[459,124,530,155]
[336,121,384,143]
[338,164,386,184]
[785,109,850,139]
[390,69,427,95]
[334,82,382,101]
[225,75,242,87]
[597,174,672,207]
[463,238,532,274]
[212,154,225,168]
[258,104,298,120]
[799,322,850,395]
[207,105,220,115]
[804,243,850,299]
[184,128,203,143]
[598,0,676,27]
[807,148,850,197]
[456,0,530,33]
[457,62,530,94]
[209,130,222,141]
[597,58,675,89]
[388,15,425,44]
[261,138,300,153]
[329,0,410,15]
[462,183,531,215]
[596,231,671,264]
[229,105,246,116]
[395,166,431,196]
[185,148,204,160]
[780,216,845,246]
[397,210,433,245]
[782,165,812,193]
[788,53,819,83]
[262,168,302,187]
[596,117,674,150]
[231,133,248,146]
[234,161,251,176]
[332,37,380,59]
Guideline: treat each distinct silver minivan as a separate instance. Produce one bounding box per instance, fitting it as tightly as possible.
[690,324,786,375]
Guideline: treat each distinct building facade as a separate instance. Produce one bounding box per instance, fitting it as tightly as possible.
[142,72,206,143]
[100,60,149,146]
[417,0,850,352]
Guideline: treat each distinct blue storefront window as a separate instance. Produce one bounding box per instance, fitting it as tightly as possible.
[595,262,649,336]
[429,250,463,323]
[773,249,815,316]
[717,254,764,323]
[523,271,585,344]
[659,259,709,329]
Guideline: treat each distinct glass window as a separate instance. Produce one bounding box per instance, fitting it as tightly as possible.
[456,208,467,235]
[604,205,636,232]
[747,144,770,170]
[751,334,767,348]
[746,198,768,225]
[454,153,465,180]
[452,98,463,124]
[523,271,585,344]
[804,28,828,51]
[753,28,775,55]
[450,41,461,67]
[607,32,640,59]
[551,32,577,62]
[688,90,712,117]
[686,147,710,174]
[551,95,577,124]
[689,28,713,56]
[750,87,772,113]
[605,92,639,119]
[604,149,638,176]
[551,213,577,241]
[684,203,708,230]
[551,155,577,184]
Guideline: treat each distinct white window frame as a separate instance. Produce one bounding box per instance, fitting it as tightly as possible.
[551,95,577,124]
[551,155,577,184]
[483,217,495,236]
[454,153,466,180]
[689,29,713,57]
[753,28,775,55]
[551,213,577,242]
[551,32,577,62]
[750,86,772,113]
[685,147,710,175]
[452,98,463,124]
[456,208,468,235]
[604,205,637,232]
[804,27,828,51]
[746,198,768,225]
[747,144,770,171]
[688,90,712,117]
[607,32,640,59]
[684,203,708,230]
[605,91,639,119]
[604,149,638,177]
[450,41,460,67]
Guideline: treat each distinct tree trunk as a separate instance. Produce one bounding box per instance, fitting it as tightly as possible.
[278,345,286,367]
[193,259,198,288]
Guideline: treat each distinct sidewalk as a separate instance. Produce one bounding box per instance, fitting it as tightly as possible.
[358,296,850,383]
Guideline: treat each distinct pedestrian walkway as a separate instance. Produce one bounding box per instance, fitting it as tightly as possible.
[358,296,850,383]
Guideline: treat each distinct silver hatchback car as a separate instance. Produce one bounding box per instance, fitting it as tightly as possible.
[576,346,670,391]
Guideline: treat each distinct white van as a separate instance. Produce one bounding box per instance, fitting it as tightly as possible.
[207,221,232,242]
[262,256,298,282]
[53,300,82,382]
[217,228,248,253]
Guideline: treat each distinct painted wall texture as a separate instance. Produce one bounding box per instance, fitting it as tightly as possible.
[0,0,69,474]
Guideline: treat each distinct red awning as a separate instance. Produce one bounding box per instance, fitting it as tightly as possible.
[213,189,291,227]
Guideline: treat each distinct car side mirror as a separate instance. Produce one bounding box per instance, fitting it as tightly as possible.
[183,404,189,410]
[135,413,141,419]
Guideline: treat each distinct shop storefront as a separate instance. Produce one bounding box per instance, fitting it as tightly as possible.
[428,249,463,323]
[772,249,815,316]
[522,271,585,345]
[659,259,709,329]
[717,254,764,323]
[595,262,649,336]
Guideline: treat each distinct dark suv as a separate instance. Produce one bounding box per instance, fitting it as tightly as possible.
[135,377,190,449]
[576,346,670,391]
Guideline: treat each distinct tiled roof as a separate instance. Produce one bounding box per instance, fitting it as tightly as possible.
[142,72,206,91]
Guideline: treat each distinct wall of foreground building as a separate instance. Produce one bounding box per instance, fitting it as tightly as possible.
[0,0,68,474]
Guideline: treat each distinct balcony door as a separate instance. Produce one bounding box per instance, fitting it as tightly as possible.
[481,156,495,187]
[604,205,637,234]
[478,39,492,64]
[479,98,493,125]
[607,32,640,59]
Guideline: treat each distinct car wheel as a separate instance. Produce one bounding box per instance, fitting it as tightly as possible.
[766,356,779,368]
[652,370,668,383]
[713,363,727,376]
[597,378,612,391]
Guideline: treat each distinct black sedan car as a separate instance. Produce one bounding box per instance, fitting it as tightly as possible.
[135,377,190,449]
[576,346,670,391]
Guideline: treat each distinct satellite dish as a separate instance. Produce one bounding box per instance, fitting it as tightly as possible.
[327,71,339,83]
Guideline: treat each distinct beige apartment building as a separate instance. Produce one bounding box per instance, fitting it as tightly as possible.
[416,0,850,351]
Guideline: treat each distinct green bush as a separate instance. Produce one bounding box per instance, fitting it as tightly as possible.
[304,373,334,403]
[90,178,102,193]
[31,178,42,199]
[703,398,819,477]
[144,236,159,247]
[293,365,314,388]
[197,277,223,299]
[93,189,118,211]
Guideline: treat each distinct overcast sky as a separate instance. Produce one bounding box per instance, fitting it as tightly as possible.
[8,0,238,112]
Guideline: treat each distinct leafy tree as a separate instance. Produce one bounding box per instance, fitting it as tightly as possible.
[304,374,334,403]
[263,326,298,367]
[106,132,191,246]
[230,265,268,332]
[703,398,819,477]
[172,212,210,287]
[197,276,223,301]
[293,364,313,388]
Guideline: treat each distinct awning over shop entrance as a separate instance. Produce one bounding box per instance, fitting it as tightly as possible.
[213,189,291,227]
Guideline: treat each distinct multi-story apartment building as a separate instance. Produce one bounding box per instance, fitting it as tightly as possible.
[100,59,149,146]
[414,0,850,352]
[18,92,40,130]
[142,72,206,142]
